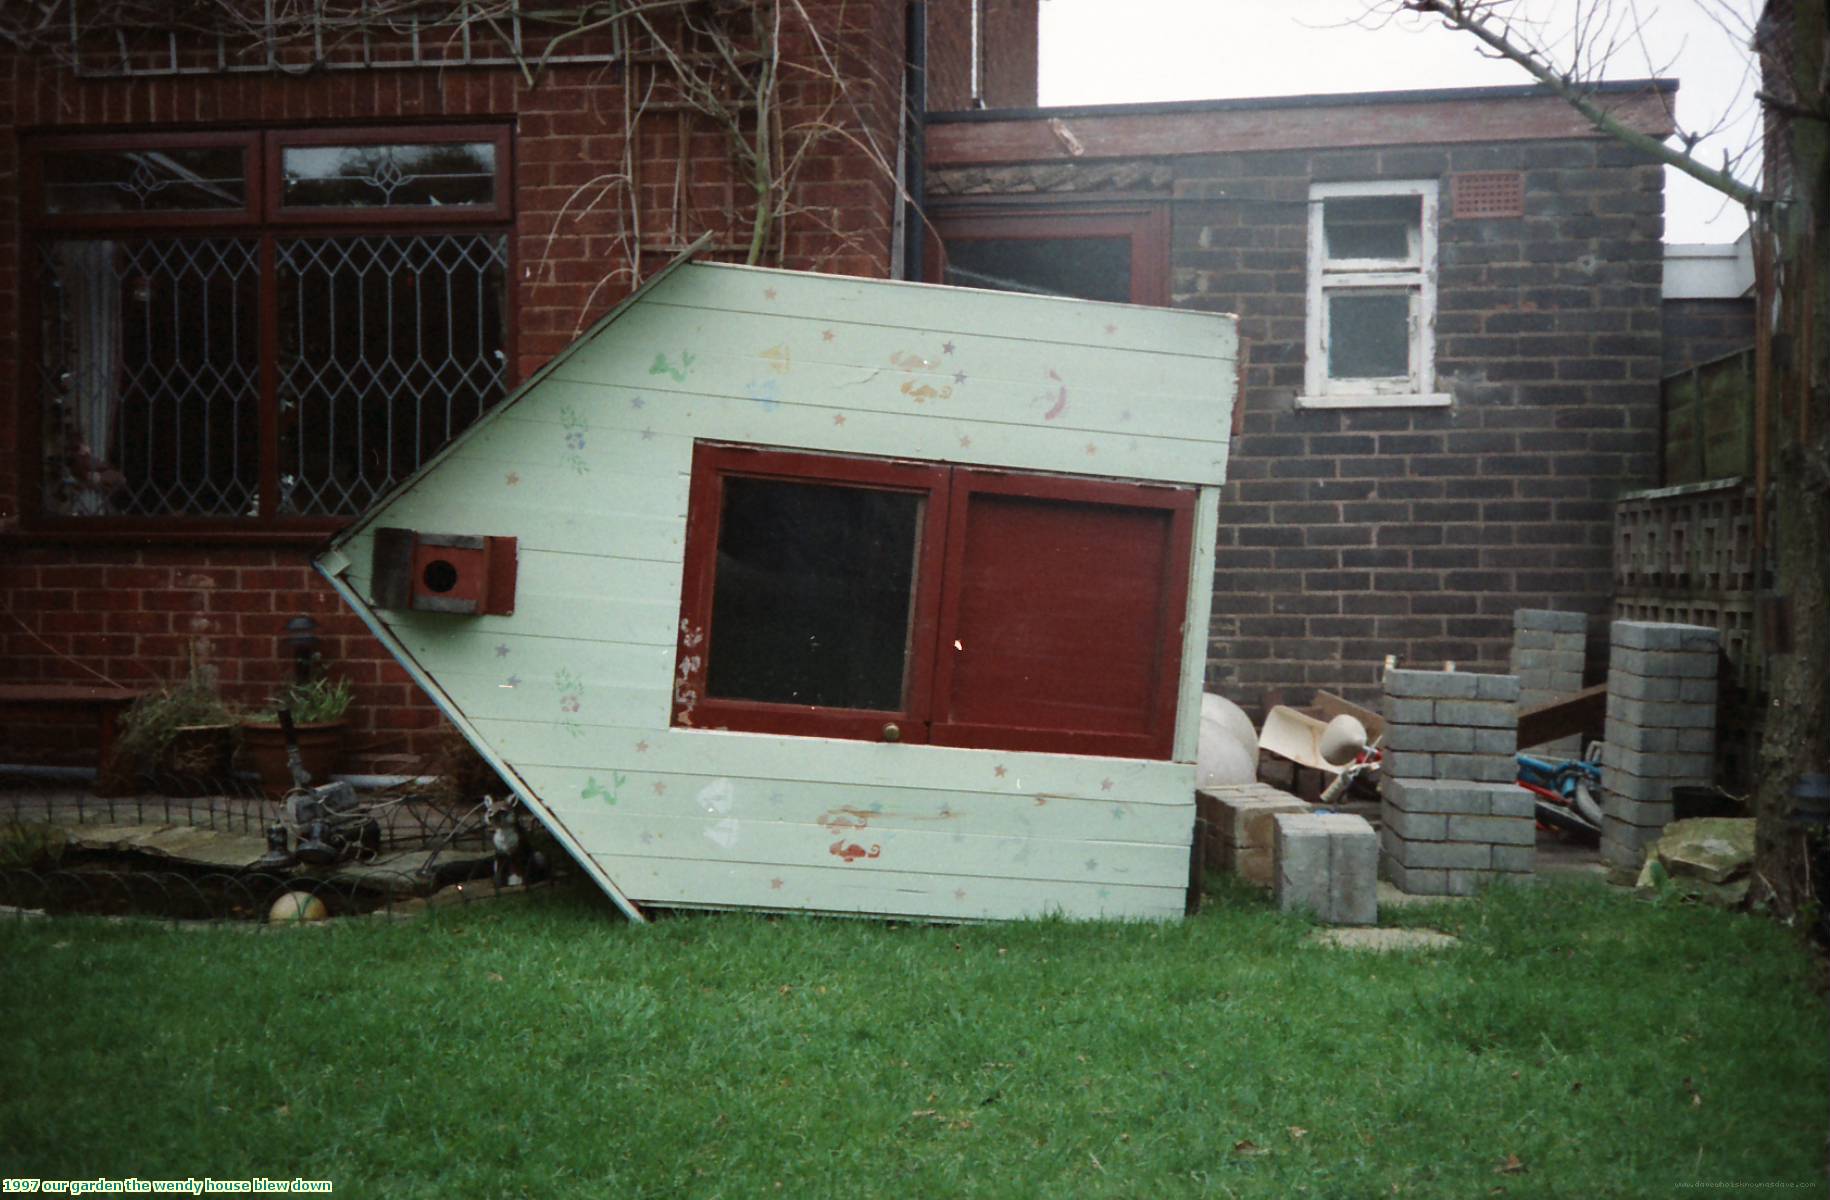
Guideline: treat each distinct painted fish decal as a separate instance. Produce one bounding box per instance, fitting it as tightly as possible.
[829,840,882,863]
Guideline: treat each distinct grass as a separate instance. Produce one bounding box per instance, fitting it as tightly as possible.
[0,875,1823,1198]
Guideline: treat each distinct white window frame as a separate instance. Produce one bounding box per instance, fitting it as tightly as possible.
[1298,179,1449,409]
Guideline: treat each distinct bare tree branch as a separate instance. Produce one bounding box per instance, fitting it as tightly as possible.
[1398,0,1770,210]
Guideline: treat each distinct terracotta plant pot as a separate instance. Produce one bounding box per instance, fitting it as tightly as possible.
[240,720,348,797]
[157,723,238,796]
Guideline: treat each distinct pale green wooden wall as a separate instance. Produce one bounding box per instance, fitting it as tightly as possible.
[321,261,1237,922]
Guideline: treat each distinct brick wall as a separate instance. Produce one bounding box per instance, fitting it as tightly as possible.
[925,0,1039,111]
[1185,138,1664,713]
[0,1,907,769]
[930,118,1667,717]
[1661,297,1755,375]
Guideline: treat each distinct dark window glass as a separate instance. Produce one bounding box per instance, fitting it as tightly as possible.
[40,147,247,214]
[281,142,497,208]
[37,238,260,517]
[943,236,1132,303]
[707,477,922,711]
[276,234,509,515]
[1323,194,1419,261]
[1328,292,1411,379]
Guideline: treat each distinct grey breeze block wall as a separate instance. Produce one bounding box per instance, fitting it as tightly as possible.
[1183,139,1665,713]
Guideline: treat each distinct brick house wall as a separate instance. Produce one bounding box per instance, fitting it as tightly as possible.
[0,2,907,770]
[928,84,1675,714]
[924,0,1039,111]
[1661,297,1755,375]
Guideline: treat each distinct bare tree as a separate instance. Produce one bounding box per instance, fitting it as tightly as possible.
[1373,0,1828,924]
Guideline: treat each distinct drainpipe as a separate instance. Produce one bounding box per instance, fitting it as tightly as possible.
[902,0,927,282]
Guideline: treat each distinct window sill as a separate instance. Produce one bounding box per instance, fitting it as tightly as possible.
[1294,392,1452,410]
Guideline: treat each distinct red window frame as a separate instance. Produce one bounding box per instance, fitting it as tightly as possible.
[675,443,952,743]
[16,124,517,544]
[924,203,1171,307]
[674,443,1196,761]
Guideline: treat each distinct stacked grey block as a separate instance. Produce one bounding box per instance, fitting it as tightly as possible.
[1381,669,1522,784]
[1382,778,1536,895]
[1511,609,1587,758]
[1273,812,1378,925]
[1601,621,1719,870]
[1381,669,1532,895]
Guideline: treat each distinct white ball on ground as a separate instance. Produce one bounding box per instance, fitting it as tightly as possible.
[269,891,329,923]
[1197,693,1259,788]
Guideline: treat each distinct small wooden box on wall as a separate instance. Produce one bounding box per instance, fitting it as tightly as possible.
[371,527,517,616]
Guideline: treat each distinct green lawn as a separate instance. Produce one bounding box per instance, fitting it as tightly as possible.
[0,875,1823,1198]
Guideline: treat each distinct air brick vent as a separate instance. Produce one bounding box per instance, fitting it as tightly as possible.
[1452,171,1525,219]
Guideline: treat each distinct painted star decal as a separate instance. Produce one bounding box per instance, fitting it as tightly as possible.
[640,427,655,441]
[941,340,955,355]
[770,877,785,890]
[763,287,778,300]
[495,644,511,657]
[1085,443,1099,455]
[653,781,668,795]
[635,740,650,753]
[505,472,521,487]
[1104,322,1118,335]
[1100,778,1114,792]
[954,888,967,901]
[821,329,835,342]
[953,371,967,386]
[993,765,1007,779]
[832,414,846,426]
[1086,858,1100,872]
[630,396,646,409]
[958,435,972,449]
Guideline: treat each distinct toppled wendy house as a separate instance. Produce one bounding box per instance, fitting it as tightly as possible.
[1,1,1729,917]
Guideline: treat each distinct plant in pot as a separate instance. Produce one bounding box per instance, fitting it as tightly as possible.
[112,657,238,795]
[240,667,356,797]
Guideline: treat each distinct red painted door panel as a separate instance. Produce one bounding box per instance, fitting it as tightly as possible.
[931,471,1193,759]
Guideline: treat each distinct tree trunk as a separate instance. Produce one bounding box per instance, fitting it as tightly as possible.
[1753,0,1830,917]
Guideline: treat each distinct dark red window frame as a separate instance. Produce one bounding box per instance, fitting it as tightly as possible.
[924,203,1171,307]
[16,123,517,544]
[674,443,1196,761]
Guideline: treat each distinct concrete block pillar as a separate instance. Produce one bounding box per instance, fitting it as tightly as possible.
[1380,668,1530,896]
[1601,621,1719,871]
[1511,609,1587,758]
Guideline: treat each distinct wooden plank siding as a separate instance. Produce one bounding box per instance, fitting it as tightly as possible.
[318,259,1237,921]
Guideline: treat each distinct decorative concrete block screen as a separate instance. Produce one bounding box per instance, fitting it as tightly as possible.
[1511,609,1587,757]
[1380,668,1531,895]
[1601,621,1719,870]
[316,251,1237,922]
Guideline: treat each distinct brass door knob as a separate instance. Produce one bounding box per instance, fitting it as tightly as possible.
[881,723,902,743]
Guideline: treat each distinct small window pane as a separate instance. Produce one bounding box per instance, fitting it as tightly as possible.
[281,142,497,208]
[1328,291,1412,379]
[943,236,1132,303]
[38,238,261,517]
[707,478,921,711]
[40,147,247,214]
[1323,194,1419,261]
[276,234,509,515]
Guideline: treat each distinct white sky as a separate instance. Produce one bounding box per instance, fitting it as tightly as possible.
[1037,0,1761,243]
